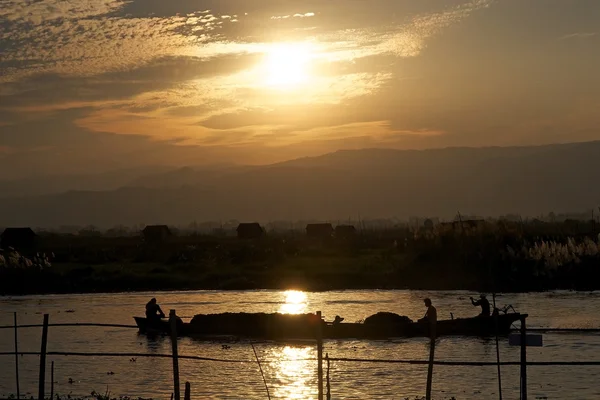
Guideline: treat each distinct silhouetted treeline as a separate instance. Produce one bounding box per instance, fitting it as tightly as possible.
[1,220,600,295]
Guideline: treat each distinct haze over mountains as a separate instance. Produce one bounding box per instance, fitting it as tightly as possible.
[2,141,599,229]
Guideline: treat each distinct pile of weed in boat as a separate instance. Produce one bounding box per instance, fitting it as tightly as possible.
[364,312,413,325]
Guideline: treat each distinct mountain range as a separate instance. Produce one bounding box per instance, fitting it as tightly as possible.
[1,141,599,228]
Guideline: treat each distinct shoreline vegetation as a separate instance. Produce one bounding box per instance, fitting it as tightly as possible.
[2,220,600,296]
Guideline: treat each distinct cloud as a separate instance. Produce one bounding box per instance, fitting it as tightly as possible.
[1,0,520,175]
[0,11,248,84]
[376,0,495,57]
[284,121,445,144]
[560,32,597,40]
[1,0,494,84]
[271,13,315,20]
[0,54,262,110]
[0,0,128,23]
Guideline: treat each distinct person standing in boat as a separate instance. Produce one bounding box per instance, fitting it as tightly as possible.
[146,298,165,323]
[470,294,490,317]
[419,298,437,338]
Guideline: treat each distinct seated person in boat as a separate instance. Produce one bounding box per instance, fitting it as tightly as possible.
[332,315,344,326]
[145,298,165,323]
[418,298,437,324]
[470,294,490,317]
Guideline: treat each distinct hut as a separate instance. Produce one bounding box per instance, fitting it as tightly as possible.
[142,225,172,243]
[236,223,264,239]
[335,225,356,239]
[306,223,334,238]
[1,227,37,252]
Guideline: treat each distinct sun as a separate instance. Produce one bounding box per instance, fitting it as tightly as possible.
[260,43,313,88]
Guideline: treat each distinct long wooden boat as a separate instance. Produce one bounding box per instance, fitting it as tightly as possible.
[134,311,525,340]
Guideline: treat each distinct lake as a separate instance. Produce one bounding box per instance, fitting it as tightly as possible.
[1,290,600,399]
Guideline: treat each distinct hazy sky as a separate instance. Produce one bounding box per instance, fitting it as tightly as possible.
[1,0,599,178]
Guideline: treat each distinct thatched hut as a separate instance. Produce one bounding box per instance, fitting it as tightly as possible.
[142,225,172,243]
[1,227,37,251]
[306,223,334,238]
[236,223,264,239]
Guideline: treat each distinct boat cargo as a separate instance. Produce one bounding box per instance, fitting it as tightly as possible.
[134,310,524,340]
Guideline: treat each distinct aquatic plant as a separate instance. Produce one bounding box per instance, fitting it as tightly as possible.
[511,236,600,274]
[89,389,152,400]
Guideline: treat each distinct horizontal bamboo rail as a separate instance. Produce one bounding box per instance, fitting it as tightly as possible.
[3,323,600,333]
[511,327,600,333]
[0,323,138,329]
[2,351,600,367]
[327,357,600,366]
[0,351,249,363]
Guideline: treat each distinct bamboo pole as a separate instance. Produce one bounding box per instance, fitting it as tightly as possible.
[184,382,190,400]
[492,293,503,400]
[251,344,271,400]
[316,311,323,400]
[14,312,20,400]
[520,316,527,400]
[169,310,181,400]
[38,314,49,400]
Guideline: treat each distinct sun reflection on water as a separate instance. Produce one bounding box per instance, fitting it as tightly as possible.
[280,290,308,314]
[269,345,315,399]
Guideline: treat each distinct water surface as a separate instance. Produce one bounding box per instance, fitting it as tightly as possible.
[1,290,600,399]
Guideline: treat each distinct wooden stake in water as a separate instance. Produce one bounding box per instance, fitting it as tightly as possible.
[14,312,20,400]
[425,320,436,400]
[325,353,331,400]
[169,310,181,400]
[316,311,324,400]
[184,382,190,400]
[38,314,49,400]
[50,361,54,400]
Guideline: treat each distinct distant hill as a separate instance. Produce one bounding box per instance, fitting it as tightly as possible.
[1,141,600,228]
[0,166,173,198]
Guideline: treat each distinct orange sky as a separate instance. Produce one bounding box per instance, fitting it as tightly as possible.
[1,0,599,178]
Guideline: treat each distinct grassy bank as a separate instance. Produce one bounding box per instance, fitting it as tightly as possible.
[2,246,600,295]
[2,222,600,295]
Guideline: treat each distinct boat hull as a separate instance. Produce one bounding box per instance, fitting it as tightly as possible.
[133,313,524,340]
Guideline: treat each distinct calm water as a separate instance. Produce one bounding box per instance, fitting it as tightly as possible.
[1,290,600,399]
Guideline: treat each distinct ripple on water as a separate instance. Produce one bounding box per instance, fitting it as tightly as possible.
[2,290,600,399]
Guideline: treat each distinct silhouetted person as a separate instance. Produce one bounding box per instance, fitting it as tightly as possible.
[332,315,344,326]
[419,298,437,324]
[145,298,165,323]
[470,294,490,317]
